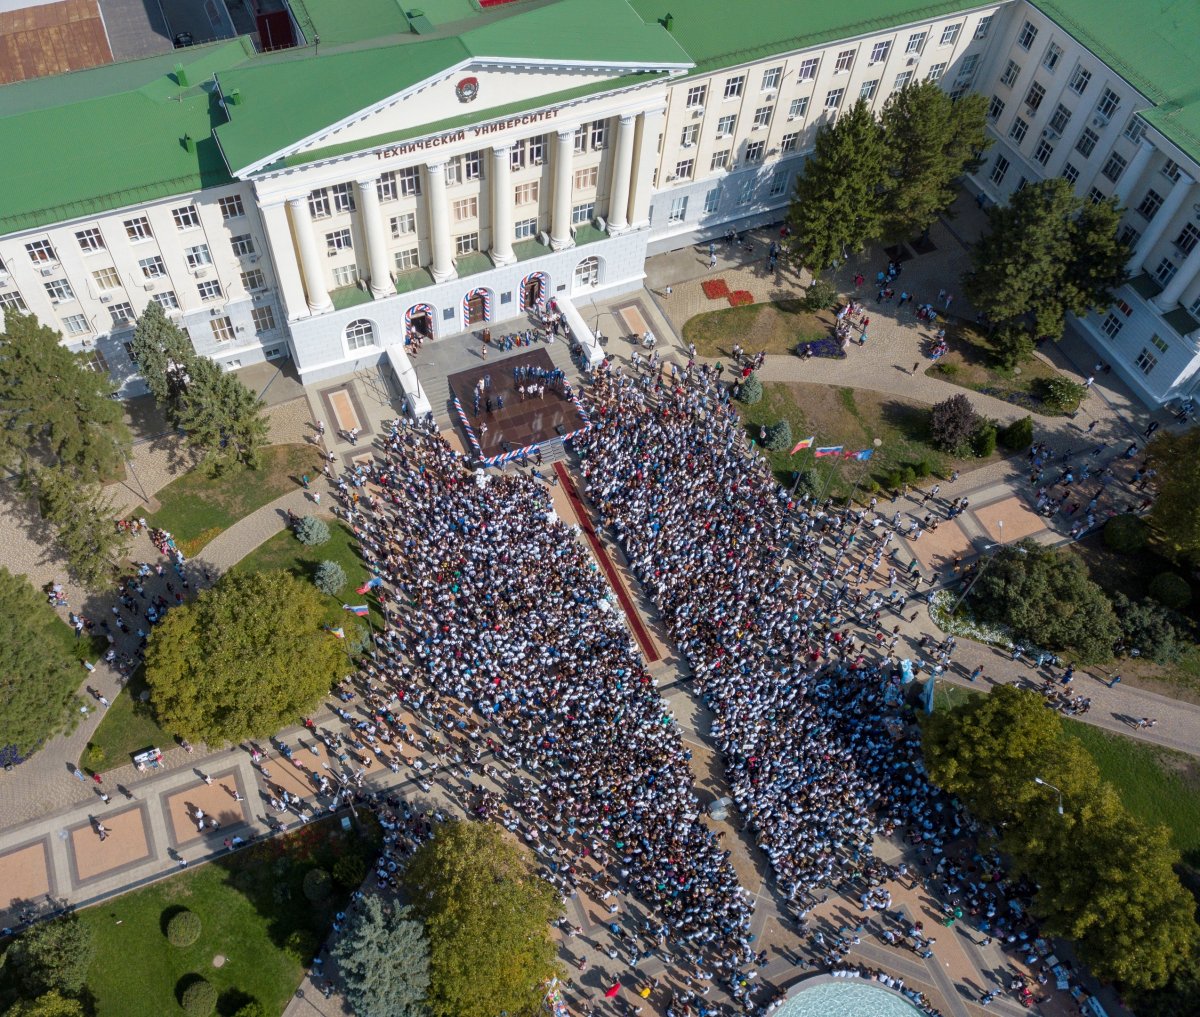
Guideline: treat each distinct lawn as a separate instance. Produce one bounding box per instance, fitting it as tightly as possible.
[80,668,174,772]
[142,444,322,557]
[736,381,997,501]
[77,818,376,1017]
[682,299,835,358]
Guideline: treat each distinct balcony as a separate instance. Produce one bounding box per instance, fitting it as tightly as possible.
[330,284,373,311]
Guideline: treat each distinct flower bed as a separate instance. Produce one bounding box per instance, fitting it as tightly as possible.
[794,337,848,359]
[701,278,730,300]
[728,290,754,307]
[929,590,1014,647]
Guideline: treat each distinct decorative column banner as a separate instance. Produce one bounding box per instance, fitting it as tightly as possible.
[519,272,549,312]
[462,287,492,324]
[404,302,436,343]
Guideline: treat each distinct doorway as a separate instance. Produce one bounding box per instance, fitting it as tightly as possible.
[410,312,431,341]
[466,292,487,325]
[523,277,541,310]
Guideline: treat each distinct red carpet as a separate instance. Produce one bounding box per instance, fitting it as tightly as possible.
[553,461,661,664]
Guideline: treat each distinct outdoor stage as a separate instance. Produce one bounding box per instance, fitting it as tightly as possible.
[447,349,590,465]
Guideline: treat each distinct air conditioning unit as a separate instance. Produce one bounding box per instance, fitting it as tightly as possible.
[99,293,113,303]
[907,56,918,66]
[682,141,693,149]
[210,307,223,317]
[327,250,337,257]
[143,282,155,291]
[594,216,606,231]
[691,107,704,118]
[536,231,550,246]
[1093,114,1109,128]
[248,253,259,263]
[40,266,55,277]
[168,308,183,320]
[236,325,246,333]
[192,267,208,277]
[665,174,676,181]
[764,92,776,102]
[1043,128,1060,140]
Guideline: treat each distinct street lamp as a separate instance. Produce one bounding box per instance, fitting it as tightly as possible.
[847,437,883,506]
[1033,776,1064,815]
[949,538,1026,616]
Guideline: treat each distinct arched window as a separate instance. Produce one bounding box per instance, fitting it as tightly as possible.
[574,256,600,289]
[345,318,375,351]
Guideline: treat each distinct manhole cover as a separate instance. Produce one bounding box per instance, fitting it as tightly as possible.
[212,954,226,968]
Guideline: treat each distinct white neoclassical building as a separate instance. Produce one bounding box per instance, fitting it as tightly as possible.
[0,0,1197,405]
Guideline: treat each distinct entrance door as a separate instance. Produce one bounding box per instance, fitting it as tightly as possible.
[411,312,431,340]
[523,278,541,310]
[467,293,487,325]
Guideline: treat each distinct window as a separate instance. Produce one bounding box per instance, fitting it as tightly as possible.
[152,291,179,310]
[788,97,809,119]
[26,239,55,263]
[332,265,358,287]
[108,302,135,327]
[219,194,245,219]
[906,31,926,54]
[674,159,694,180]
[528,137,545,164]
[746,140,766,162]
[1192,296,1200,318]
[1154,257,1177,286]
[1118,225,1141,248]
[241,269,265,291]
[1068,65,1091,95]
[681,124,699,147]
[1042,43,1063,72]
[1017,21,1038,50]
[1120,118,1145,146]
[769,172,788,196]
[124,216,152,242]
[761,67,782,91]
[667,195,688,223]
[1024,82,1046,112]
[571,202,595,225]
[446,157,467,184]
[926,63,946,82]
[389,212,416,239]
[574,256,600,288]
[252,306,277,333]
[590,122,607,149]
[893,71,913,91]
[990,155,1010,185]
[509,143,525,171]
[974,14,993,39]
[62,313,89,335]
[210,316,235,343]
[1000,60,1021,87]
[92,267,121,290]
[1087,186,1106,205]
[1151,333,1170,354]
[75,227,105,253]
[394,248,420,270]
[1138,189,1164,219]
[326,228,353,251]
[80,349,109,374]
[454,233,478,256]
[686,84,707,107]
[1100,312,1123,338]
[452,197,478,223]
[860,80,879,101]
[0,291,27,312]
[514,218,538,240]
[328,182,355,214]
[568,128,582,155]
[955,54,981,83]
[231,234,255,257]
[870,41,891,64]
[1009,117,1029,144]
[197,280,223,301]
[184,244,211,269]
[753,105,772,129]
[515,181,540,205]
[1097,88,1121,120]
[44,279,73,303]
[1101,152,1128,183]
[780,132,800,153]
[724,75,745,99]
[1162,159,1182,182]
[717,114,737,137]
[797,58,819,81]
[1177,224,1200,255]
[573,166,599,190]
[939,23,960,47]
[1034,139,1054,165]
[398,167,421,196]
[704,187,721,214]
[308,189,331,218]
[824,88,845,110]
[377,172,398,201]
[1075,128,1099,158]
[1135,348,1158,375]
[1049,104,1071,134]
[172,204,200,230]
[710,149,730,171]
[1062,162,1080,185]
[987,96,1005,120]
[834,49,855,73]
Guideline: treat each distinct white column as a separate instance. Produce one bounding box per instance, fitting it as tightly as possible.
[490,145,516,267]
[424,161,456,283]
[356,177,392,300]
[627,107,666,230]
[1115,138,1156,206]
[550,128,575,251]
[258,201,309,321]
[1154,242,1200,310]
[1130,173,1194,274]
[286,195,332,314]
[606,114,637,234]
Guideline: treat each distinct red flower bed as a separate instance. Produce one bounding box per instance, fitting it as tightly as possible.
[701,278,730,300]
[728,290,754,307]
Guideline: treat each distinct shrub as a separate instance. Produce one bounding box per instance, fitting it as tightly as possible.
[285,928,319,963]
[763,419,793,452]
[1036,376,1087,414]
[884,470,903,490]
[302,867,332,902]
[1113,593,1184,664]
[1000,415,1034,451]
[727,290,754,307]
[166,910,202,948]
[231,1004,269,1017]
[933,362,959,379]
[930,393,980,455]
[1104,514,1149,555]
[1148,572,1192,611]
[313,560,346,596]
[800,278,837,311]
[737,374,763,405]
[5,913,95,996]
[294,515,330,546]
[333,852,369,889]
[971,419,998,458]
[900,466,917,485]
[992,325,1035,370]
[181,979,217,1017]
[700,278,729,300]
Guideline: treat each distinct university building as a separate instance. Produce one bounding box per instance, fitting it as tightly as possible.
[0,0,1197,407]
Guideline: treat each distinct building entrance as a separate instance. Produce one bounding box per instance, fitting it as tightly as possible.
[466,292,487,325]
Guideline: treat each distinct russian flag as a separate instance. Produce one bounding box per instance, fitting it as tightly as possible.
[813,446,844,458]
[343,604,370,617]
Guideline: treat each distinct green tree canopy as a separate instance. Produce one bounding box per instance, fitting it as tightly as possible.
[33,467,128,591]
[1148,429,1200,565]
[964,178,1129,339]
[144,570,344,744]
[880,80,989,240]
[2,914,94,998]
[404,821,561,1017]
[3,990,86,1017]
[787,99,887,273]
[330,895,430,1017]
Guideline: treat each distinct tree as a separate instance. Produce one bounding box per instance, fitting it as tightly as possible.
[964,179,1129,339]
[33,467,128,591]
[1104,513,1149,554]
[1112,594,1183,664]
[762,420,793,452]
[404,821,561,1017]
[129,300,196,420]
[1147,572,1191,610]
[295,515,331,546]
[313,560,346,596]
[330,894,430,1017]
[181,979,217,1016]
[929,393,979,455]
[787,99,887,273]
[1148,429,1200,565]
[879,80,989,241]
[3,991,86,1017]
[736,374,763,405]
[2,913,94,997]
[999,415,1034,451]
[1035,376,1087,414]
[144,570,344,745]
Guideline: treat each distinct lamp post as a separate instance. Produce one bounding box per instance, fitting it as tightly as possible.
[1033,776,1064,815]
[847,437,883,507]
[949,536,1026,616]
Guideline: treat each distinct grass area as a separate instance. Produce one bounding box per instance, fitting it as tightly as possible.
[81,669,173,772]
[928,321,1078,415]
[76,819,375,1017]
[682,299,834,358]
[142,444,322,557]
[736,381,997,500]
